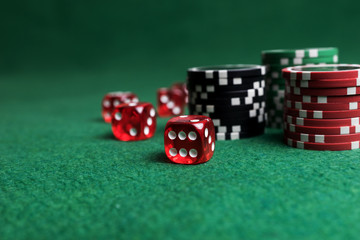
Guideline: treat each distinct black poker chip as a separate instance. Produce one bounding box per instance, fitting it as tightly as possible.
[186,80,265,93]
[187,64,267,140]
[214,121,266,133]
[187,76,265,88]
[189,95,266,106]
[187,64,266,79]
[209,114,267,126]
[215,128,265,140]
[188,100,266,113]
[190,87,265,100]
[191,107,266,120]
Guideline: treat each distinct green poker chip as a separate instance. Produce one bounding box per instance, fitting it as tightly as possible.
[267,97,284,105]
[261,47,338,60]
[266,78,285,85]
[262,47,338,130]
[267,101,284,110]
[263,55,338,66]
[268,83,286,91]
[266,119,283,129]
[267,108,284,117]
[267,95,284,104]
[266,69,283,79]
[267,92,284,99]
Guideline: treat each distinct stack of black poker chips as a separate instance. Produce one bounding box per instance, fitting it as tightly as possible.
[187,64,267,140]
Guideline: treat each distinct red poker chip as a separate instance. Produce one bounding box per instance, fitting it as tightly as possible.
[286,85,360,96]
[286,78,360,89]
[284,107,360,119]
[285,137,360,151]
[284,122,360,135]
[282,64,360,80]
[284,115,360,127]
[285,100,360,111]
[285,93,360,103]
[284,130,360,143]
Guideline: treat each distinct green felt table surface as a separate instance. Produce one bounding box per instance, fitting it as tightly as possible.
[2,0,360,239]
[2,69,360,240]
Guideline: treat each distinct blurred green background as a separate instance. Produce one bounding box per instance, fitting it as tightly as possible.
[1,0,359,75]
[2,0,359,102]
[2,0,360,239]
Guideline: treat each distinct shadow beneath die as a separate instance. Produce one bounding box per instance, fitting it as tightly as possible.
[156,125,165,135]
[90,117,105,123]
[148,151,173,164]
[95,132,117,141]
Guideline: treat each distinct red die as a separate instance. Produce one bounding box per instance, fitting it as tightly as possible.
[171,82,188,104]
[164,115,215,164]
[157,88,184,117]
[111,102,156,141]
[102,92,138,123]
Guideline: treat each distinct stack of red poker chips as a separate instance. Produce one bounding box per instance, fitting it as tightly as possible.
[282,64,360,151]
